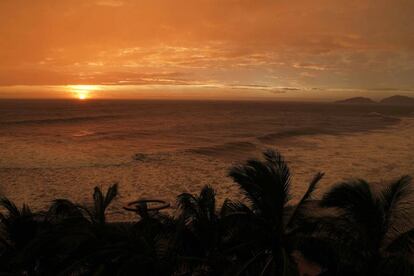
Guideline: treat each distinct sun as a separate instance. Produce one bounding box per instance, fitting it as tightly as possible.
[77,92,88,100]
[68,85,100,100]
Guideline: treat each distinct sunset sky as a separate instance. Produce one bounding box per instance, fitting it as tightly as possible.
[1,0,414,99]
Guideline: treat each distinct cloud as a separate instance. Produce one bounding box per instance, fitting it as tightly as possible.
[95,0,124,7]
[0,0,414,90]
[0,69,198,86]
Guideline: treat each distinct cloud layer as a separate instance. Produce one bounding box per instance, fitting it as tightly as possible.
[1,0,414,93]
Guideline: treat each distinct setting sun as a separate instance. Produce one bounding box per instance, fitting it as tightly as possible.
[77,92,88,100]
[68,85,100,100]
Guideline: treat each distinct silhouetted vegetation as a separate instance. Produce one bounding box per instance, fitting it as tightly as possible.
[0,150,413,275]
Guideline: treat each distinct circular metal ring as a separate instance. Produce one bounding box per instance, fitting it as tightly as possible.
[123,199,170,212]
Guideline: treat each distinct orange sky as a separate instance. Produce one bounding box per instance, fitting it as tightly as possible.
[0,0,414,99]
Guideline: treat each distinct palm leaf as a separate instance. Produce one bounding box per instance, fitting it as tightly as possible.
[381,175,412,232]
[385,228,414,256]
[229,149,291,226]
[286,172,324,228]
[320,179,384,249]
[220,199,251,217]
[0,197,22,218]
[177,192,198,222]
[320,180,381,225]
[89,184,118,224]
[263,150,291,196]
[103,184,118,210]
[198,185,216,222]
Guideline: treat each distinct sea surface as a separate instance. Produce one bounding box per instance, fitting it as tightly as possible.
[1,100,414,220]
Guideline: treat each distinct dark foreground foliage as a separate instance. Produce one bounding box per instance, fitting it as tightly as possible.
[0,150,413,276]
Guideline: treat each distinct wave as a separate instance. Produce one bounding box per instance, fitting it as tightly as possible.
[366,112,399,122]
[72,130,97,137]
[187,141,256,157]
[1,115,117,125]
[257,128,321,143]
[72,130,153,140]
[257,113,400,144]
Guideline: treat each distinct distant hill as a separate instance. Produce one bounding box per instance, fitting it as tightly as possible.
[380,95,414,105]
[335,97,376,104]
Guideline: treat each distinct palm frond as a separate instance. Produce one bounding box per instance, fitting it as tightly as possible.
[21,204,32,217]
[381,176,412,231]
[46,199,85,223]
[291,215,359,247]
[229,149,291,225]
[263,150,291,195]
[220,199,251,217]
[178,186,218,226]
[177,192,198,221]
[260,255,274,276]
[286,172,324,228]
[198,185,216,222]
[90,184,118,224]
[103,184,118,210]
[0,197,22,218]
[320,180,381,225]
[320,180,385,249]
[385,228,414,256]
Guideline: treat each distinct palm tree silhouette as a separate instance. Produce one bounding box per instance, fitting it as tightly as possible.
[320,176,414,275]
[12,184,121,275]
[0,197,36,250]
[227,149,324,275]
[1,150,413,275]
[176,185,234,275]
[82,184,119,225]
[59,184,177,276]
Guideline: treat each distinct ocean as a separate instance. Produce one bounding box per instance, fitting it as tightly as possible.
[1,100,414,220]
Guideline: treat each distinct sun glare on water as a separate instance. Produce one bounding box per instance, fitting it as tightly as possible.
[68,85,100,100]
